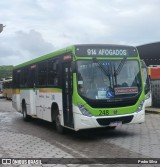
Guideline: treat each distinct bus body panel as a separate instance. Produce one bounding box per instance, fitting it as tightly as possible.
[72,95,144,117]
[35,89,63,122]
[17,89,64,123]
[20,90,36,116]
[73,104,145,131]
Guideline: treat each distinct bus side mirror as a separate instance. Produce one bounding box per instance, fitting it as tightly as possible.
[71,62,76,72]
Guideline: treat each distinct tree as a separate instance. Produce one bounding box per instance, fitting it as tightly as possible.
[0,65,13,79]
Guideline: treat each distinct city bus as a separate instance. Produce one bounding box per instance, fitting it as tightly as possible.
[12,44,145,133]
[3,78,13,100]
[141,60,152,107]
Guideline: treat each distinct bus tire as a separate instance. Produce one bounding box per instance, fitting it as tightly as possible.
[51,103,65,134]
[55,113,65,134]
[22,101,30,122]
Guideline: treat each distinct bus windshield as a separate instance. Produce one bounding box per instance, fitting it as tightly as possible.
[77,60,141,100]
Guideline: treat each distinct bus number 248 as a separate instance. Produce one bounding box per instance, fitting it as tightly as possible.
[99,110,109,116]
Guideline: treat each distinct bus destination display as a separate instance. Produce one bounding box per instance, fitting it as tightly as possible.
[75,45,137,57]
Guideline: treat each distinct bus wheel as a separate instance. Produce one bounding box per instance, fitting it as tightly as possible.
[22,102,30,122]
[55,113,65,134]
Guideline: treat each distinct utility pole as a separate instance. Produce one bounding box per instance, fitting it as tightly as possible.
[0,24,5,33]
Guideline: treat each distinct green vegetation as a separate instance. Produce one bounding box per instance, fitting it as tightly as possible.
[0,65,13,79]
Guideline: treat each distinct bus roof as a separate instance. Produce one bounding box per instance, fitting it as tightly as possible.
[14,45,74,70]
[14,44,137,70]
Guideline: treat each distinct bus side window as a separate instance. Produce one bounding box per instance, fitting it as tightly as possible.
[13,70,20,88]
[28,65,36,88]
[37,61,47,86]
[48,59,59,86]
[20,68,29,88]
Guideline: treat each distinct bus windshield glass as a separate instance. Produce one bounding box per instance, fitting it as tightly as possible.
[77,60,141,100]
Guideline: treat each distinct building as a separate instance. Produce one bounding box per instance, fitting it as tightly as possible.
[137,42,160,66]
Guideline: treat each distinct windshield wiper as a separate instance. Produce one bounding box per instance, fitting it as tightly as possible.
[92,57,110,77]
[114,57,127,76]
[113,57,127,86]
[92,57,111,86]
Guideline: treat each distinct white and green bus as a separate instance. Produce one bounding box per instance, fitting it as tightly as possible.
[12,44,145,133]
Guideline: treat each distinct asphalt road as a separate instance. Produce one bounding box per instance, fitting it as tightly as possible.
[0,99,160,167]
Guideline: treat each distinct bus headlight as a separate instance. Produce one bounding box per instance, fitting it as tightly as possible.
[136,100,144,113]
[145,92,151,100]
[78,104,92,117]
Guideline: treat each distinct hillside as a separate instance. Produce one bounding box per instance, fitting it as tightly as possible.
[0,65,13,79]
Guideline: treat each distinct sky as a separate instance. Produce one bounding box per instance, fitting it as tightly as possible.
[0,0,160,66]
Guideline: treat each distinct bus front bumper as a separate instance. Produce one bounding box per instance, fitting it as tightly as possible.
[73,108,145,131]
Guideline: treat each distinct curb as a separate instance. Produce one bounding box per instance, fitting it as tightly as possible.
[145,107,160,114]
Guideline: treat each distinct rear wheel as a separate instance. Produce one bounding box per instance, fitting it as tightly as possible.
[22,102,30,122]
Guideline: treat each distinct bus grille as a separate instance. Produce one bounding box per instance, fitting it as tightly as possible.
[87,98,138,108]
[96,115,134,126]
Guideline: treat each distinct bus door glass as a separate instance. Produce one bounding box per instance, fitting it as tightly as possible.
[29,65,37,115]
[62,61,74,128]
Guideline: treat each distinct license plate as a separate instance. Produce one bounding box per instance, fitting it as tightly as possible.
[109,121,122,127]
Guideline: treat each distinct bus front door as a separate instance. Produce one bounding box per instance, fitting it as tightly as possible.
[29,66,36,116]
[62,62,74,128]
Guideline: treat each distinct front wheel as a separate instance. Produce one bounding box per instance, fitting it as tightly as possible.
[55,114,65,134]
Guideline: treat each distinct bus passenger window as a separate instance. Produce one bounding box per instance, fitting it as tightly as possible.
[38,61,47,86]
[48,59,59,86]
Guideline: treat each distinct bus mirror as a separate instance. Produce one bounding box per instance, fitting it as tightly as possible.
[71,62,76,72]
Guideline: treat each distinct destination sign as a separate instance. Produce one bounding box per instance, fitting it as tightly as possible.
[75,45,138,57]
[114,87,138,95]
